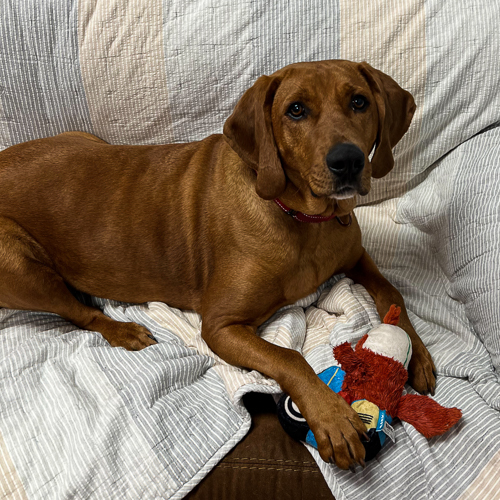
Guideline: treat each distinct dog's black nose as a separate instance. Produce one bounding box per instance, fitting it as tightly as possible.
[326,143,365,176]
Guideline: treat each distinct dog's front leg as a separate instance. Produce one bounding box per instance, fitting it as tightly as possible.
[346,248,436,394]
[201,321,367,469]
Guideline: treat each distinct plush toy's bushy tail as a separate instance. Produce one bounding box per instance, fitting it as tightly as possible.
[396,394,462,438]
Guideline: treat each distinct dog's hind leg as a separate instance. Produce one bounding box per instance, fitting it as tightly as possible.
[0,216,156,350]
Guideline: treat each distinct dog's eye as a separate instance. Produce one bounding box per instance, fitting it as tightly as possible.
[351,95,369,112]
[287,102,306,120]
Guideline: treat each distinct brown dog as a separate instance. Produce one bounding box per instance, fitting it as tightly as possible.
[0,60,435,470]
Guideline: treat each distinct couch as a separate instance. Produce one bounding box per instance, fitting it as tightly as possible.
[0,1,499,499]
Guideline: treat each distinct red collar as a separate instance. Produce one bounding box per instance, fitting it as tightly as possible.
[274,198,352,225]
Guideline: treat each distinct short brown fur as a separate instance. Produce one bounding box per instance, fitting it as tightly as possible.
[0,60,434,470]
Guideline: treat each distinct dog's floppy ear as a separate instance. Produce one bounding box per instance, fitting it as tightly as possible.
[359,62,416,179]
[223,75,286,200]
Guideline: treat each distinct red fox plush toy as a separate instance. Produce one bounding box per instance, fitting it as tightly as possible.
[278,305,462,462]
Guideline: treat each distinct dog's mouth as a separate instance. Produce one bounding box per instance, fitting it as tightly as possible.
[329,185,359,200]
[309,166,370,200]
[310,184,359,200]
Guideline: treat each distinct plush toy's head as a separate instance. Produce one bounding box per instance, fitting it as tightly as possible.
[277,305,462,463]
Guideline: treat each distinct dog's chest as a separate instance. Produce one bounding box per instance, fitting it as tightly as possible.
[281,223,362,303]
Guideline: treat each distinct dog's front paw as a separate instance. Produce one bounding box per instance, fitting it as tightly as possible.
[408,339,436,395]
[300,385,367,470]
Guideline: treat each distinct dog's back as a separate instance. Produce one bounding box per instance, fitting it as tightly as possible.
[0,132,220,306]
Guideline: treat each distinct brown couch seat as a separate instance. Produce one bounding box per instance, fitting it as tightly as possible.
[186,392,334,500]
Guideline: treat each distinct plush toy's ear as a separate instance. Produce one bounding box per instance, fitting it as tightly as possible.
[358,62,416,179]
[223,75,286,200]
[396,394,462,438]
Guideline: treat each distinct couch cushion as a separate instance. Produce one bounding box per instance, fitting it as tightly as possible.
[186,393,334,500]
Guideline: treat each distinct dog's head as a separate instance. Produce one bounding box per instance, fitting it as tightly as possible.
[224,60,416,212]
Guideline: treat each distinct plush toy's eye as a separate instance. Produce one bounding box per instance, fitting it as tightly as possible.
[287,102,306,120]
[351,95,369,112]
